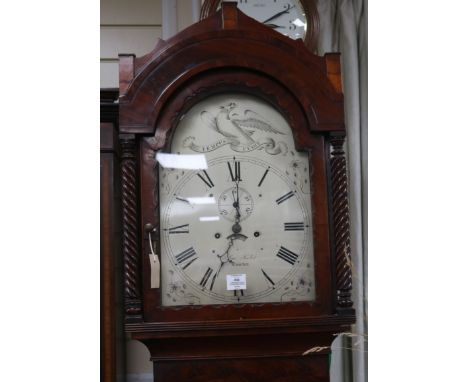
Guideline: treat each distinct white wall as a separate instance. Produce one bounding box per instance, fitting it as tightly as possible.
[100,0,201,88]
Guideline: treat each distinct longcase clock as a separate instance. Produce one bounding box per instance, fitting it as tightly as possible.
[118,3,354,381]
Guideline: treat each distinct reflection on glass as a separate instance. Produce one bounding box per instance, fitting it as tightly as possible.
[199,216,221,222]
[186,197,216,205]
[198,216,219,222]
[292,18,305,28]
[156,153,207,170]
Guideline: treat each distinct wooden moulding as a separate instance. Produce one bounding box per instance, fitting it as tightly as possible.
[101,116,125,382]
[325,53,343,94]
[118,3,343,136]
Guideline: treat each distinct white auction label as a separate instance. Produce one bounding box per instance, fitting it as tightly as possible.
[226,274,247,290]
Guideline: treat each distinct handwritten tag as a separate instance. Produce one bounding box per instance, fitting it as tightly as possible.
[226,274,246,290]
[148,254,160,289]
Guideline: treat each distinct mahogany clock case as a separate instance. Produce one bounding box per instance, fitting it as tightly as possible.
[116,2,354,376]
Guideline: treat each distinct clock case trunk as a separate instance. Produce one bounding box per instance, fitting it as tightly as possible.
[118,3,354,380]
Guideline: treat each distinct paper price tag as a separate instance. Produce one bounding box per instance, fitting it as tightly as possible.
[226,274,246,290]
[148,253,160,289]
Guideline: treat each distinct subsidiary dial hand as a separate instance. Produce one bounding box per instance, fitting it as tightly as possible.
[232,188,241,220]
[231,179,245,237]
[233,181,242,220]
[262,4,294,24]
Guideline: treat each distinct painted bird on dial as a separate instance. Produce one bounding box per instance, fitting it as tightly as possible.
[200,102,285,146]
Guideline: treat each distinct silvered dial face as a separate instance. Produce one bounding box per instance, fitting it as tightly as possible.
[230,0,307,40]
[158,93,314,306]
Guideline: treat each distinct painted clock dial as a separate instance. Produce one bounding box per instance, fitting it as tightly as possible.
[218,0,307,40]
[158,93,315,306]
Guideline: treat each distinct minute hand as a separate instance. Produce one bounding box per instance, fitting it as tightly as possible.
[262,5,294,24]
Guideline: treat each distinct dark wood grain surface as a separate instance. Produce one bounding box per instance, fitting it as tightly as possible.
[101,107,125,382]
[153,356,330,382]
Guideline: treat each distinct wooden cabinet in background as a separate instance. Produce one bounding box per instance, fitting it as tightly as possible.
[101,90,125,382]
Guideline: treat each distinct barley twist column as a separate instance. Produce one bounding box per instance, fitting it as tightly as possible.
[330,134,353,309]
[120,135,142,321]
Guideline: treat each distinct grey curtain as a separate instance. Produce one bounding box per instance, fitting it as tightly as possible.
[316,1,368,382]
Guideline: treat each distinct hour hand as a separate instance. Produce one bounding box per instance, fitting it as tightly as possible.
[175,196,194,208]
[175,196,190,203]
[210,261,224,290]
[264,23,285,29]
[232,189,241,219]
[262,4,293,24]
